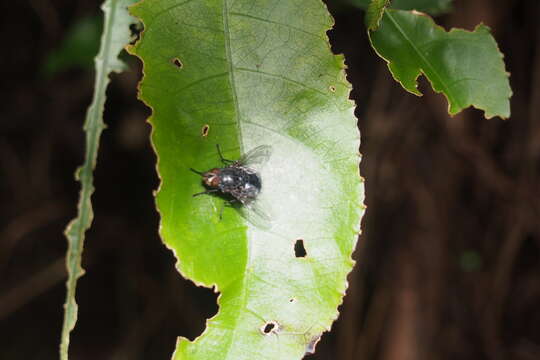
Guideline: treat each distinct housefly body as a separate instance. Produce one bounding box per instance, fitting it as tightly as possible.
[190,144,272,227]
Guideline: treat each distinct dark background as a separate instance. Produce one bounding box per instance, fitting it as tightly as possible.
[1,0,539,359]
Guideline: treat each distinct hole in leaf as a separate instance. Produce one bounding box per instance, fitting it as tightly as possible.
[129,23,142,44]
[201,124,209,137]
[289,298,296,303]
[329,85,336,92]
[171,58,183,68]
[294,239,307,258]
[260,321,279,335]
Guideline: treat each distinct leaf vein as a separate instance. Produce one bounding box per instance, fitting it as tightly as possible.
[229,11,324,40]
[236,67,327,96]
[385,11,458,106]
[172,72,229,96]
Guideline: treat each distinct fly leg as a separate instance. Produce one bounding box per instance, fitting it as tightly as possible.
[219,198,240,220]
[192,189,219,197]
[216,144,236,165]
[219,202,225,220]
[191,189,229,220]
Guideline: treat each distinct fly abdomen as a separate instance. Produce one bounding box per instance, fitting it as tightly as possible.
[242,172,261,199]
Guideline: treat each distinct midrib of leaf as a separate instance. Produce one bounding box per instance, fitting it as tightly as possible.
[60,1,135,359]
[385,10,458,106]
[223,0,244,150]
[220,1,249,358]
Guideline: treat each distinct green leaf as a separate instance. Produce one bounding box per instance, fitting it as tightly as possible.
[366,0,390,31]
[60,1,138,359]
[352,0,453,16]
[129,0,364,358]
[43,16,102,76]
[369,9,512,119]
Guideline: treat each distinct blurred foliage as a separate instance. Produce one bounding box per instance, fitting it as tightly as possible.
[43,16,101,76]
[459,250,483,272]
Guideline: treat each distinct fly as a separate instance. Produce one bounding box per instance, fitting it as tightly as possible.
[190,144,272,227]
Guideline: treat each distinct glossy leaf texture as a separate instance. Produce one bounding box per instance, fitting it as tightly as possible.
[129,0,364,359]
[369,9,512,119]
[353,0,453,16]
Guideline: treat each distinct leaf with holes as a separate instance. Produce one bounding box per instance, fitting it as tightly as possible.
[369,9,512,119]
[128,0,364,359]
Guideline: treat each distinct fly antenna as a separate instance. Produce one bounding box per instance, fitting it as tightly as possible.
[189,168,204,175]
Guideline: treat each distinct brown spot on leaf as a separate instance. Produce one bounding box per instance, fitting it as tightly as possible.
[171,58,183,68]
[201,124,209,137]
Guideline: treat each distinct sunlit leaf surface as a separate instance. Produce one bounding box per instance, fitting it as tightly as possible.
[129,0,364,358]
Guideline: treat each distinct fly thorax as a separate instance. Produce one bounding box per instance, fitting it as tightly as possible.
[220,173,235,186]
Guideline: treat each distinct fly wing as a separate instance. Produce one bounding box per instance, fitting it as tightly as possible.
[238,197,273,230]
[238,145,272,169]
